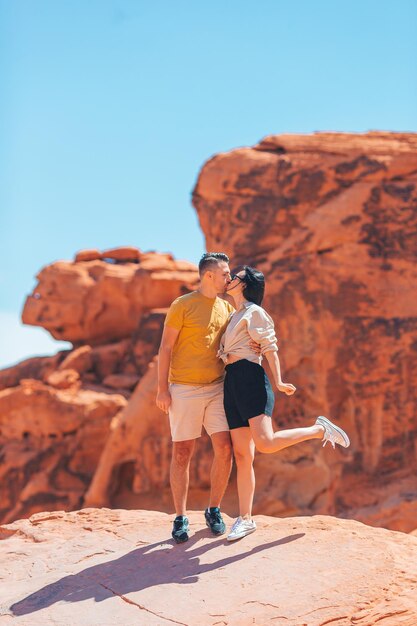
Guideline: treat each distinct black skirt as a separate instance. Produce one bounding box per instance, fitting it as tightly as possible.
[223,359,275,429]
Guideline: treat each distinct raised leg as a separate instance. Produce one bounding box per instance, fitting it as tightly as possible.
[249,414,324,454]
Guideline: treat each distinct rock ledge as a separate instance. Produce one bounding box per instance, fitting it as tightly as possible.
[1,508,417,625]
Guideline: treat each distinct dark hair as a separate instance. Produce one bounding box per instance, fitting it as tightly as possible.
[198,252,230,276]
[234,265,265,305]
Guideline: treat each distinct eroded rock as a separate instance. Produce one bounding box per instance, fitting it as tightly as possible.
[0,251,199,524]
[193,131,417,530]
[22,248,198,344]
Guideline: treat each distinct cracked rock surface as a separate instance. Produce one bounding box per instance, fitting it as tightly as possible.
[1,508,417,626]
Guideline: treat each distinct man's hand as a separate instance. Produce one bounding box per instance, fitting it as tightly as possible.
[156,389,172,414]
[249,339,262,355]
[277,382,296,396]
[157,325,179,414]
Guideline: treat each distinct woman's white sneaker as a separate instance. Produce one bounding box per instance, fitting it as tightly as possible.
[227,517,257,541]
[316,415,350,449]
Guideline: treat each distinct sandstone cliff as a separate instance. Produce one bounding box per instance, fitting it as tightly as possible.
[192,132,417,530]
[1,509,417,626]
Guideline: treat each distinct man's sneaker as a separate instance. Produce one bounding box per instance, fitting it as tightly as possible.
[171,515,189,543]
[316,415,350,449]
[204,507,226,535]
[227,517,257,541]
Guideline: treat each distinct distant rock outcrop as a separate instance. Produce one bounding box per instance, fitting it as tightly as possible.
[22,248,197,344]
[1,509,417,626]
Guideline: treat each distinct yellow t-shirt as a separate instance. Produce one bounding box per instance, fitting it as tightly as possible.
[165,291,235,385]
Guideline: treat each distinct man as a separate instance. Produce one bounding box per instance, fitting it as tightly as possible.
[156,252,235,543]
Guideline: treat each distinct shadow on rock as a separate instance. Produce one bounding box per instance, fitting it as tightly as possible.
[11,530,305,616]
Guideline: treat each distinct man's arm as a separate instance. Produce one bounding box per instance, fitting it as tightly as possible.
[156,325,180,413]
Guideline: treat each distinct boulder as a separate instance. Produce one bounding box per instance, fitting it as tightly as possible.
[0,380,127,524]
[74,249,102,262]
[22,251,198,344]
[101,246,141,262]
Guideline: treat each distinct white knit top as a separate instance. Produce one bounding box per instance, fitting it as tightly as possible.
[217,301,278,365]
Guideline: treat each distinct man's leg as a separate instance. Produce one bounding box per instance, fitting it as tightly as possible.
[170,439,196,516]
[209,430,233,508]
[202,382,232,535]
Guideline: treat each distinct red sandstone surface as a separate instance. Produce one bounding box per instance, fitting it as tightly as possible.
[1,509,417,626]
[1,133,417,535]
[193,132,417,532]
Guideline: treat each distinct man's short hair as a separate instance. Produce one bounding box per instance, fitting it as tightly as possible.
[198,252,230,276]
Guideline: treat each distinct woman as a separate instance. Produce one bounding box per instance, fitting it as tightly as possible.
[218,266,350,541]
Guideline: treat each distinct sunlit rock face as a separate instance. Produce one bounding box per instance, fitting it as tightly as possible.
[22,248,198,345]
[193,132,417,531]
[0,249,199,524]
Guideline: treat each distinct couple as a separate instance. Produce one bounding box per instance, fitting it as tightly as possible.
[156,252,350,543]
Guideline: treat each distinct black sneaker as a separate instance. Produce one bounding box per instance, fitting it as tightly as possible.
[172,516,189,543]
[204,507,226,536]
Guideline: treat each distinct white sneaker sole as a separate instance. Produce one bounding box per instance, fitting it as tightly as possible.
[227,526,257,542]
[317,415,350,448]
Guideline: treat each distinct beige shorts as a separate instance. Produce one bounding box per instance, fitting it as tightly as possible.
[168,381,229,442]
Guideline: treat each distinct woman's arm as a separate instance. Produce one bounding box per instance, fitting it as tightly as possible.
[246,307,296,395]
[264,350,296,396]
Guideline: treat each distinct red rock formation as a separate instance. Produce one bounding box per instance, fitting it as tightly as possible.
[0,249,199,524]
[1,509,417,625]
[193,131,417,531]
[22,249,197,344]
[83,360,170,508]
[0,381,126,524]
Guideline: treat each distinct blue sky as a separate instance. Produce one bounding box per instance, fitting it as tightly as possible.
[1,0,416,367]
